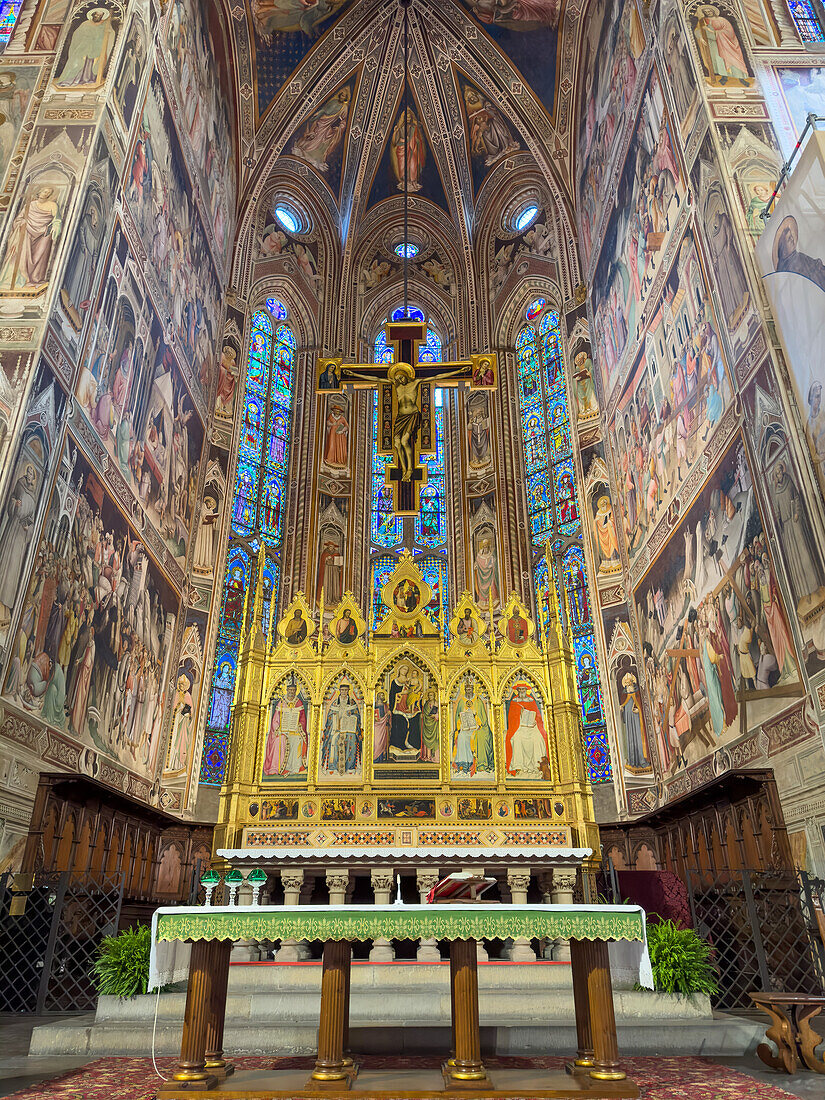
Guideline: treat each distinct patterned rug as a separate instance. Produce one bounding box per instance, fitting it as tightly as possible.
[5,1055,799,1099]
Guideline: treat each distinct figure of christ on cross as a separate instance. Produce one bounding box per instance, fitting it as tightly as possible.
[317,320,496,514]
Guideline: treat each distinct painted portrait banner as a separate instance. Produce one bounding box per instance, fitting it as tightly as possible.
[756,131,825,505]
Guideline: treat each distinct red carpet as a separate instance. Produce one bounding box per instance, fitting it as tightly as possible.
[5,1055,799,1099]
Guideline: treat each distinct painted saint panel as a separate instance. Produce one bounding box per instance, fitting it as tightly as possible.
[262,673,310,781]
[687,0,754,90]
[449,673,495,781]
[591,66,686,399]
[162,611,206,812]
[112,13,147,132]
[717,123,782,240]
[52,0,123,94]
[2,445,178,780]
[503,676,551,781]
[607,229,732,571]
[0,63,41,233]
[126,70,222,403]
[658,0,701,141]
[634,438,800,778]
[318,674,363,781]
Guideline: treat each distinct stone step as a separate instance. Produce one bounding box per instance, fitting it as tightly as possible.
[29,1016,764,1059]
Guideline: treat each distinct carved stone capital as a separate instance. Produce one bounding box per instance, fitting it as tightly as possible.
[325,871,350,895]
[281,871,304,893]
[370,870,395,893]
[552,867,578,893]
[506,870,531,893]
[416,868,440,893]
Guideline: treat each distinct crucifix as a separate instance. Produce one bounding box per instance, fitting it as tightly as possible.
[317,319,496,515]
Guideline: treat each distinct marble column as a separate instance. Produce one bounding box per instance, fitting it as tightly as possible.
[231,872,261,962]
[276,870,304,961]
[463,867,488,961]
[416,868,441,961]
[326,869,350,907]
[369,869,395,961]
[549,866,577,962]
[506,869,536,961]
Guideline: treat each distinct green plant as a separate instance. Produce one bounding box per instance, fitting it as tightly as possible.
[92,924,151,999]
[646,919,719,997]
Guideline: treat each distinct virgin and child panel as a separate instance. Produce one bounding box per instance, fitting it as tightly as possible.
[75,229,205,567]
[634,438,800,779]
[607,230,733,568]
[591,65,686,398]
[373,656,439,779]
[2,445,178,780]
[126,70,222,401]
[449,674,495,781]
[261,673,310,782]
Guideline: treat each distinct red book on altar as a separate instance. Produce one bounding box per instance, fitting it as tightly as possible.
[426,871,497,904]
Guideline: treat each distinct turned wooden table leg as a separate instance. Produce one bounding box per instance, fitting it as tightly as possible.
[566,937,595,1075]
[307,939,354,1090]
[172,939,218,1089]
[445,937,491,1090]
[204,939,234,1079]
[586,939,626,1083]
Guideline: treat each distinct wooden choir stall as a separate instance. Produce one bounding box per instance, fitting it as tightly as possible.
[149,899,650,1099]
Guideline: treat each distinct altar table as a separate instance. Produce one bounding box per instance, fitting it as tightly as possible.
[150,903,651,1099]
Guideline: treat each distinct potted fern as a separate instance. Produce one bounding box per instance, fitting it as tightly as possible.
[646,919,718,998]
[92,923,151,999]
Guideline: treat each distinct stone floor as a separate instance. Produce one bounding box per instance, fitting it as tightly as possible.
[0,1013,823,1099]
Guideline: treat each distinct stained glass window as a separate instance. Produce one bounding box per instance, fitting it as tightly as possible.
[0,0,21,49]
[371,314,448,628]
[787,0,825,41]
[519,306,610,782]
[201,307,296,785]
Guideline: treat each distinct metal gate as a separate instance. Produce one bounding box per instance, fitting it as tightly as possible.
[0,870,123,1014]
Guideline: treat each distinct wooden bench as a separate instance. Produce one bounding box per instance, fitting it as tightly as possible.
[750,992,825,1074]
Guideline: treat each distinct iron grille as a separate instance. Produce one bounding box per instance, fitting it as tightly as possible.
[0,870,123,1014]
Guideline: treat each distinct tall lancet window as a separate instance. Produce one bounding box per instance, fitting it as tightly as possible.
[787,0,825,41]
[370,308,449,633]
[200,301,296,786]
[517,302,611,783]
[0,0,22,49]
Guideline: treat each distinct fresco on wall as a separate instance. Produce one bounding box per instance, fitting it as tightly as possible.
[2,446,178,780]
[51,0,123,94]
[659,0,701,139]
[591,67,686,396]
[608,230,733,570]
[756,133,825,543]
[636,438,800,778]
[0,64,41,229]
[458,74,520,193]
[112,13,146,132]
[75,226,205,566]
[57,133,118,337]
[577,0,646,268]
[777,67,825,138]
[688,1,754,89]
[691,133,758,357]
[31,0,72,51]
[744,367,825,676]
[290,80,353,196]
[126,70,222,402]
[0,362,67,666]
[162,612,205,803]
[0,125,93,304]
[718,123,782,239]
[167,0,234,264]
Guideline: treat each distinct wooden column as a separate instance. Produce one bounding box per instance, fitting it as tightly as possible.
[171,939,218,1089]
[307,939,355,1089]
[585,939,626,1082]
[447,945,458,1066]
[204,939,234,1078]
[567,938,595,1075]
[444,938,491,1090]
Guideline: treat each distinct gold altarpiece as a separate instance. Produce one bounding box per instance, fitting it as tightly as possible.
[213,551,598,857]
